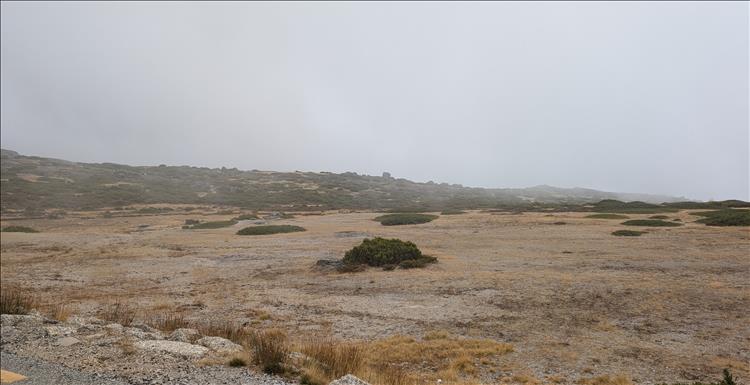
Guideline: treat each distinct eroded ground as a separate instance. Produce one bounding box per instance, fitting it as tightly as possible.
[1,210,748,384]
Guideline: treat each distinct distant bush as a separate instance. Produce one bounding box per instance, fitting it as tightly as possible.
[552,221,567,225]
[593,200,678,214]
[586,214,630,219]
[342,237,436,269]
[236,225,305,235]
[693,209,750,226]
[184,220,237,229]
[649,215,670,219]
[1,226,39,233]
[373,213,438,226]
[612,230,645,237]
[184,219,201,225]
[621,219,682,227]
[233,213,259,220]
[440,210,466,215]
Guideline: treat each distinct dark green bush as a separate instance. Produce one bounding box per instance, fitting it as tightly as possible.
[612,230,645,236]
[373,213,438,226]
[650,215,669,219]
[342,237,435,268]
[1,226,39,233]
[693,209,750,226]
[585,213,630,219]
[236,225,306,235]
[184,220,237,229]
[233,213,259,220]
[621,219,682,227]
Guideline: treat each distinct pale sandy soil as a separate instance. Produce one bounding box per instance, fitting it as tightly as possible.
[1,210,748,384]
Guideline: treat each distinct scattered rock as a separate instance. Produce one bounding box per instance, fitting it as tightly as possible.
[168,328,201,343]
[329,374,371,385]
[134,340,209,359]
[56,336,81,347]
[196,336,242,354]
[125,327,163,341]
[105,324,125,334]
[130,322,161,334]
[44,325,77,337]
[1,314,43,326]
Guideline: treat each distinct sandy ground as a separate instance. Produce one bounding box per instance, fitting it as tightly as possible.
[1,210,748,384]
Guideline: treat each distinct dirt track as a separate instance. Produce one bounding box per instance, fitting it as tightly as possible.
[1,210,748,384]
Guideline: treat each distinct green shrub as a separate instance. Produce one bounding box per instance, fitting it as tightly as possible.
[236,225,306,235]
[440,210,466,215]
[612,230,645,236]
[621,219,682,227]
[1,226,39,233]
[343,237,435,268]
[184,220,237,229]
[585,214,630,219]
[373,213,438,226]
[693,209,750,226]
[650,215,669,219]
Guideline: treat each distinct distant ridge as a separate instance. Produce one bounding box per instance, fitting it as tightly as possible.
[1,148,686,211]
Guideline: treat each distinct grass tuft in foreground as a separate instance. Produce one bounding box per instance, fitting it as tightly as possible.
[373,213,438,226]
[1,226,39,233]
[621,219,682,227]
[236,225,306,236]
[0,287,38,314]
[248,329,289,374]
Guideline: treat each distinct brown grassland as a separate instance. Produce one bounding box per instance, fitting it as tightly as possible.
[1,208,748,384]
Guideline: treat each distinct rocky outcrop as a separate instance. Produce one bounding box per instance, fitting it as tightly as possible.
[168,328,201,343]
[329,374,371,385]
[134,340,209,359]
[196,336,242,354]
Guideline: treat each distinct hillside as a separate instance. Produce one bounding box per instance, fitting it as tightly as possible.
[0,149,684,212]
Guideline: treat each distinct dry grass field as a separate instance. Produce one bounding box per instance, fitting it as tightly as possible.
[1,209,748,384]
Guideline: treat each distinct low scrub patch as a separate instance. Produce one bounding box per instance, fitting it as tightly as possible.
[236,225,306,236]
[0,287,38,314]
[657,369,738,385]
[612,230,645,237]
[373,213,438,226]
[183,220,237,229]
[440,210,466,215]
[233,213,259,220]
[98,301,136,326]
[342,237,435,268]
[1,226,39,233]
[621,219,681,227]
[248,329,289,374]
[585,214,630,219]
[692,209,750,226]
[650,215,670,219]
[300,338,365,380]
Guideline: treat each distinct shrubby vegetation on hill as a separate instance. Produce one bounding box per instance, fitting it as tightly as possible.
[621,219,682,227]
[693,209,750,226]
[1,226,38,233]
[585,213,629,219]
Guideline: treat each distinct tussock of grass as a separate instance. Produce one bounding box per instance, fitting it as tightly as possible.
[621,219,681,227]
[236,225,306,236]
[692,209,750,226]
[577,375,634,385]
[373,213,438,226]
[612,230,645,237]
[98,301,136,326]
[585,214,630,219]
[248,329,289,374]
[0,287,38,314]
[1,226,39,233]
[147,312,190,332]
[300,338,365,380]
[183,220,237,229]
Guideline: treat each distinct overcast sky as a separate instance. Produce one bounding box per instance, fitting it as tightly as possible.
[1,2,748,201]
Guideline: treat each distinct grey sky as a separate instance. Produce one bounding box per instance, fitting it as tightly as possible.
[1,2,748,201]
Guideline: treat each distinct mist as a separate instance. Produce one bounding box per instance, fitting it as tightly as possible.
[1,1,748,201]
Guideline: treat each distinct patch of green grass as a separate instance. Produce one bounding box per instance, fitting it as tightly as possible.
[693,209,750,226]
[236,225,306,235]
[612,230,645,236]
[373,213,438,226]
[440,210,466,215]
[183,220,237,229]
[585,213,630,219]
[342,237,435,268]
[621,219,682,227]
[1,226,39,233]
